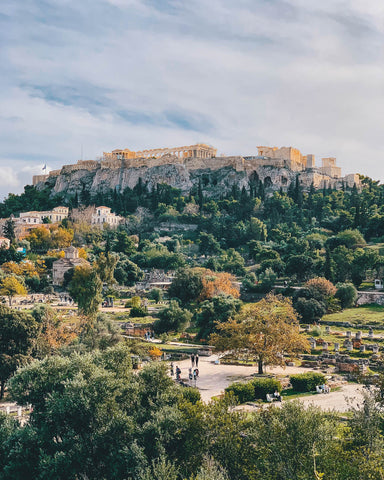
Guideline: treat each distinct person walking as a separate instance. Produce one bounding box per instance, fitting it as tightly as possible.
[191,353,195,367]
[170,362,174,376]
[176,366,181,381]
[195,354,199,368]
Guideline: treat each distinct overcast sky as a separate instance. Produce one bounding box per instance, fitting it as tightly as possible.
[1,0,383,198]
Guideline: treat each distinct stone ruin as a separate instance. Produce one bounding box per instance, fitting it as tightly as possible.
[33,143,361,199]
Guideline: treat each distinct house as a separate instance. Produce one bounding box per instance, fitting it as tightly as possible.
[52,246,89,286]
[18,206,69,224]
[91,206,123,228]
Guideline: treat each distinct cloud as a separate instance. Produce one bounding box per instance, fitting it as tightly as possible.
[0,0,384,199]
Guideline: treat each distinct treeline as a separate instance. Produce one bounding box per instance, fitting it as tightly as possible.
[1,345,384,480]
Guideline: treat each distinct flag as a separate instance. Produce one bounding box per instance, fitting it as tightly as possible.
[42,164,47,171]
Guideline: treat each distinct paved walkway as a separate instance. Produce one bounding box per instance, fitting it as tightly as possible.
[173,354,364,412]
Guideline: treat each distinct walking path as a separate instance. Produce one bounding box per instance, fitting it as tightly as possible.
[173,354,364,411]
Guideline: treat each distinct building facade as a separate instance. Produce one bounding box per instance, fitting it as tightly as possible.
[52,246,89,286]
[91,206,123,227]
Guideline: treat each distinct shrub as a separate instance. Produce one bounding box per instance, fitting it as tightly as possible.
[290,372,326,392]
[225,382,255,403]
[335,283,358,309]
[181,387,201,405]
[129,306,148,317]
[251,377,282,399]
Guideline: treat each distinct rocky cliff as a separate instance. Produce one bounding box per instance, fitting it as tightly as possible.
[36,155,360,199]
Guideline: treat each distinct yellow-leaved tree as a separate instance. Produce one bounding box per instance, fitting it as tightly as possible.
[0,276,27,306]
[211,294,310,374]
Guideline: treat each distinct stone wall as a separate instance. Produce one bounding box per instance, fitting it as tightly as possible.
[357,291,384,306]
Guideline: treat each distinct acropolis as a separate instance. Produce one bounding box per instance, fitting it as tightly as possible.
[32,143,360,198]
[103,143,217,160]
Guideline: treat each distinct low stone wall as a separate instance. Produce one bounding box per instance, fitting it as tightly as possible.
[356,291,384,306]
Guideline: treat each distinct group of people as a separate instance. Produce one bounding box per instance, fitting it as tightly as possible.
[273,390,282,402]
[190,353,199,368]
[170,353,200,383]
[319,384,330,394]
[144,331,153,341]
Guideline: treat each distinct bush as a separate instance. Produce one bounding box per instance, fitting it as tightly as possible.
[225,377,282,403]
[181,387,201,405]
[251,377,282,399]
[335,283,358,309]
[129,306,148,317]
[290,372,326,392]
[225,382,255,403]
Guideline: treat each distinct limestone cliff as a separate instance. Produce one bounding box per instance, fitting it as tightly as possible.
[36,155,360,199]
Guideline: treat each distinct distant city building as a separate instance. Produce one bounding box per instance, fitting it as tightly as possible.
[52,246,89,286]
[91,206,123,228]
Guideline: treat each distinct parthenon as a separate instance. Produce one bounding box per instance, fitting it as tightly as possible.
[103,143,217,160]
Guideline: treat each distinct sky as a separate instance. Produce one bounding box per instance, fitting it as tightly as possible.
[1,0,384,199]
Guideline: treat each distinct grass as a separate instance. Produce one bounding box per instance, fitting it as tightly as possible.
[322,305,384,327]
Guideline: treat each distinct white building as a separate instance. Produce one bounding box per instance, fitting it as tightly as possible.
[91,206,123,228]
[18,206,69,224]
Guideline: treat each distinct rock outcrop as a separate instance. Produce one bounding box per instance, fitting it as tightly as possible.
[35,154,360,199]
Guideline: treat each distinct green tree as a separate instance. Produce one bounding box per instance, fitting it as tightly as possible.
[113,231,136,255]
[68,265,102,316]
[195,294,242,340]
[114,254,143,286]
[94,251,118,285]
[153,300,192,334]
[0,306,38,398]
[198,232,221,256]
[149,288,163,303]
[335,283,358,309]
[3,219,16,243]
[169,268,204,305]
[286,255,314,282]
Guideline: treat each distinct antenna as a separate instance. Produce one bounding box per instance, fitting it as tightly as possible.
[81,144,83,160]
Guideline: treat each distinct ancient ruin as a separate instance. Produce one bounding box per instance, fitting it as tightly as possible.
[33,143,361,199]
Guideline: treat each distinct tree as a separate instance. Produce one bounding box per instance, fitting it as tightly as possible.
[114,255,143,286]
[211,294,310,374]
[304,277,337,301]
[68,266,102,316]
[335,283,358,309]
[293,297,326,323]
[195,295,242,340]
[94,252,118,285]
[169,268,204,304]
[285,255,314,282]
[3,219,15,243]
[0,306,38,398]
[336,229,366,249]
[153,300,192,334]
[199,271,240,301]
[0,276,27,306]
[113,231,136,255]
[198,232,221,255]
[149,288,163,303]
[248,217,267,241]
